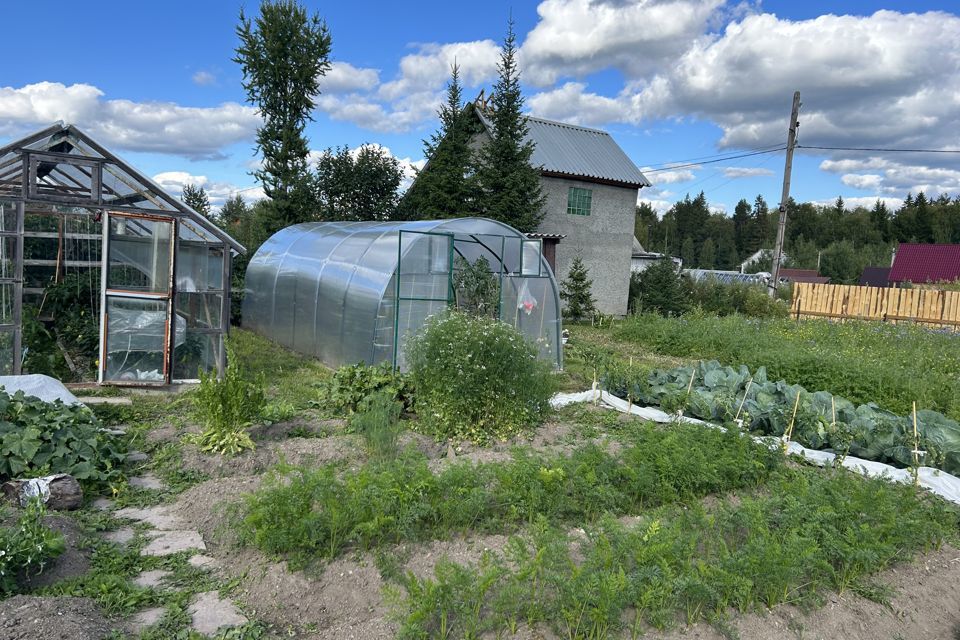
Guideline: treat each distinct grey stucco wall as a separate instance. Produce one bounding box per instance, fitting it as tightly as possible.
[536,176,637,316]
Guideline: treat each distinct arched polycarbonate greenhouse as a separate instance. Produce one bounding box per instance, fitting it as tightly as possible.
[243,218,562,371]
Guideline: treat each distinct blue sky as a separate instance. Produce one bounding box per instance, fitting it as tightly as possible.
[3,0,959,217]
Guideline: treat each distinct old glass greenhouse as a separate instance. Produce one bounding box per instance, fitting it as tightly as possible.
[0,123,243,384]
[243,218,563,371]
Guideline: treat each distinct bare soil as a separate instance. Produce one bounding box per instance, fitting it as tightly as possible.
[0,595,114,640]
[178,433,363,478]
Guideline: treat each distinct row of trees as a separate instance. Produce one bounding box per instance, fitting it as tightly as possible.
[638,191,960,284]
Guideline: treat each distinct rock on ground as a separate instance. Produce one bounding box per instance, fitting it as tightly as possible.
[188,591,248,635]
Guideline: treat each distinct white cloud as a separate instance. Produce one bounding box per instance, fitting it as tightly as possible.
[0,82,259,160]
[812,196,903,211]
[643,166,696,185]
[319,62,380,93]
[527,82,627,126]
[378,40,500,102]
[521,0,726,86]
[192,71,216,86]
[152,171,264,207]
[722,167,774,178]
[819,156,960,197]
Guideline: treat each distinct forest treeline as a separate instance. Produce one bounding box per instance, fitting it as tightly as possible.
[637,191,960,283]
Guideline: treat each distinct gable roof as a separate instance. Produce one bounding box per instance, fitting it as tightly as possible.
[859,266,891,287]
[474,107,650,189]
[889,243,960,283]
[0,122,244,253]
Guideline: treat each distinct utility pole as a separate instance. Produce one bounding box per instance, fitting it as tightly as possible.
[769,91,801,298]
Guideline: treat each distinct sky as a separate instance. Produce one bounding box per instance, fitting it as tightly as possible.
[2,0,960,218]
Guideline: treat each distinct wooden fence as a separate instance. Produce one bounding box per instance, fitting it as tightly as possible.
[791,282,960,330]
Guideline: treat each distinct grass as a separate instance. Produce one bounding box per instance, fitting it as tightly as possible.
[239,418,782,565]
[613,312,960,420]
[391,468,958,640]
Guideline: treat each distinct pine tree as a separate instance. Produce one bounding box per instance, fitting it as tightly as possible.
[699,237,716,269]
[235,1,331,234]
[680,237,695,267]
[398,63,480,219]
[559,256,596,321]
[181,184,211,218]
[474,18,545,232]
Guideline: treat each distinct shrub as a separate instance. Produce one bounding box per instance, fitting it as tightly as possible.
[0,390,125,485]
[407,312,554,443]
[0,499,66,595]
[190,344,265,455]
[683,278,789,319]
[321,362,412,414]
[630,259,687,316]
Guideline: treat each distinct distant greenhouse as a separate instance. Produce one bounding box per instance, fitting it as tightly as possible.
[243,217,562,371]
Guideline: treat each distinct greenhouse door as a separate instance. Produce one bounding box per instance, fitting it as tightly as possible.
[393,230,453,369]
[99,211,176,384]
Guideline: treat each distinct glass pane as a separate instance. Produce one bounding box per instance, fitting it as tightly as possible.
[173,331,221,380]
[175,292,222,329]
[522,240,542,277]
[104,296,169,382]
[0,200,18,232]
[101,162,171,211]
[0,330,12,375]
[107,216,173,293]
[0,236,15,279]
[0,283,13,323]
[176,243,224,292]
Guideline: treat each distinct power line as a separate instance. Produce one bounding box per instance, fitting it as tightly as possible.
[797,144,960,154]
[643,147,786,174]
[641,143,787,170]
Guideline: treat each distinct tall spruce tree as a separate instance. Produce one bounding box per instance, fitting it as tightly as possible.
[235,0,331,234]
[181,184,211,218]
[474,18,545,232]
[398,63,480,219]
[559,256,597,321]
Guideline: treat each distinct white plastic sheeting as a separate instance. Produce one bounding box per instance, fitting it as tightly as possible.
[551,388,960,507]
[0,373,81,405]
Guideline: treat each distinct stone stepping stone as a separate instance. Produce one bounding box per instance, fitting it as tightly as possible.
[188,554,218,569]
[129,474,166,491]
[77,396,132,405]
[141,530,206,556]
[133,569,172,588]
[104,527,135,545]
[189,591,248,635]
[129,606,166,632]
[92,497,114,511]
[100,427,127,436]
[126,451,149,463]
[115,505,185,530]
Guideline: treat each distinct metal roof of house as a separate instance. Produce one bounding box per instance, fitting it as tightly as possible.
[859,266,891,287]
[475,109,651,188]
[889,243,960,283]
[778,268,830,284]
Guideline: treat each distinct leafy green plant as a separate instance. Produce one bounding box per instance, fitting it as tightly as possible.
[351,391,403,462]
[0,390,125,485]
[320,362,412,414]
[0,499,66,595]
[453,255,500,318]
[407,311,555,443]
[189,344,265,455]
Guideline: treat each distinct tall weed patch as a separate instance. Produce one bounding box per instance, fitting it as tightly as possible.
[615,313,960,420]
[190,343,265,455]
[407,312,554,443]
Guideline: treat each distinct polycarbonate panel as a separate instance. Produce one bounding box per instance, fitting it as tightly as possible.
[242,217,563,370]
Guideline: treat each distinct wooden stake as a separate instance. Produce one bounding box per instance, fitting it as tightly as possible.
[831,396,836,427]
[593,368,599,405]
[782,391,801,453]
[686,366,697,396]
[734,378,754,422]
[912,401,920,486]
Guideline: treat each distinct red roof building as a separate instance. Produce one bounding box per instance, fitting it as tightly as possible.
[889,243,960,284]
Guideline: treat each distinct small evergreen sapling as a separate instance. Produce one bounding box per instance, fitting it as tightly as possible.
[559,257,597,321]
